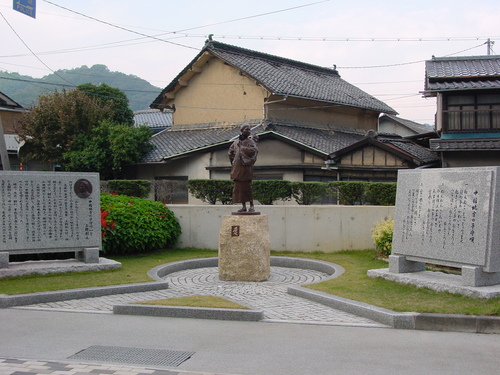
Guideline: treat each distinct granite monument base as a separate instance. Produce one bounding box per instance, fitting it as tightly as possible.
[219,214,270,281]
[388,255,500,287]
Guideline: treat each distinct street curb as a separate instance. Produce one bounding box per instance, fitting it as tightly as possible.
[113,304,264,321]
[288,286,500,333]
[0,281,169,308]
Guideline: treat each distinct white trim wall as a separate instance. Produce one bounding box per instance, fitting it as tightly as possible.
[169,205,395,252]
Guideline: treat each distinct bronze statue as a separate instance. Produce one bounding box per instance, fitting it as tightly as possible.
[229,124,258,212]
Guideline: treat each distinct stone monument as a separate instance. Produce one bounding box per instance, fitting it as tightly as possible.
[218,124,270,281]
[388,167,500,287]
[0,171,102,268]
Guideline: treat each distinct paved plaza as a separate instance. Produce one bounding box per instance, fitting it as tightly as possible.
[2,264,500,374]
[13,266,384,327]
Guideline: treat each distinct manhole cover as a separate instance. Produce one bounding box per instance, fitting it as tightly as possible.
[68,345,194,367]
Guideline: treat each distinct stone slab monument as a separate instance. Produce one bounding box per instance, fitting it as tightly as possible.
[219,213,270,281]
[0,171,102,268]
[389,167,500,287]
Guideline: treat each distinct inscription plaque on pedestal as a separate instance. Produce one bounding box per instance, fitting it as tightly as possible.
[219,215,270,282]
[0,171,101,263]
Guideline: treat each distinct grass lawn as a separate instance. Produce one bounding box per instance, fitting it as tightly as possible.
[1,248,499,316]
[135,295,248,309]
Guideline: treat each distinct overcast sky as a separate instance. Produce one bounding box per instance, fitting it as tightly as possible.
[2,0,499,125]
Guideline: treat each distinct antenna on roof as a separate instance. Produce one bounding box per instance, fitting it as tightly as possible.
[486,38,495,55]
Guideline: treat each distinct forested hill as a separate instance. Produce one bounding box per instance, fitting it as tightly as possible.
[0,64,162,111]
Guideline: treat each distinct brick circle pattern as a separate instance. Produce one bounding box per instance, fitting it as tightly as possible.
[16,266,383,327]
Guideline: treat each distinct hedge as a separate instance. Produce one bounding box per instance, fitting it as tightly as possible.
[185,179,397,206]
[105,180,151,198]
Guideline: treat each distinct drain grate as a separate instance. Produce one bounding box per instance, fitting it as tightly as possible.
[68,345,194,367]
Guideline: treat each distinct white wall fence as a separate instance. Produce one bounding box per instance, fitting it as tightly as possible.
[169,205,395,252]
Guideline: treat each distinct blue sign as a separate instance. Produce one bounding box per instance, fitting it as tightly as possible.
[13,0,36,19]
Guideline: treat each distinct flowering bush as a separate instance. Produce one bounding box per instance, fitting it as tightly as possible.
[371,218,394,257]
[100,193,181,255]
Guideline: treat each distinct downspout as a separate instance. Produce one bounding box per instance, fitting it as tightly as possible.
[262,95,288,120]
[229,95,288,140]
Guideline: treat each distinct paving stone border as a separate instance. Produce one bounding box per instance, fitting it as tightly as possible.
[113,304,265,322]
[147,256,344,282]
[0,281,169,308]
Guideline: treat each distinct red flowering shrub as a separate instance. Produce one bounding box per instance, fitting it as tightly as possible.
[100,193,181,255]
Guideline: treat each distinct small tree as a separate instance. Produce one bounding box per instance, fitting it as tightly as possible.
[77,83,134,125]
[63,120,153,179]
[18,89,113,164]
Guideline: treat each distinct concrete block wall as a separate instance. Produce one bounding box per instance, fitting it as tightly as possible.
[168,205,395,252]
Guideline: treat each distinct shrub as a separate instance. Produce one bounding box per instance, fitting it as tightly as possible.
[291,182,328,205]
[100,193,181,255]
[252,180,292,205]
[187,179,233,204]
[364,182,397,206]
[329,181,366,205]
[106,180,151,198]
[371,218,394,257]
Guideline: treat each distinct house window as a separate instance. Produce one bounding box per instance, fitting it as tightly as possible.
[154,176,188,204]
[443,93,500,133]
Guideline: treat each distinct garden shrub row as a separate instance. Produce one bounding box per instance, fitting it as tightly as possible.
[187,179,397,206]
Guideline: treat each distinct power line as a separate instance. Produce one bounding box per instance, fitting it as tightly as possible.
[41,0,331,51]
[0,11,75,86]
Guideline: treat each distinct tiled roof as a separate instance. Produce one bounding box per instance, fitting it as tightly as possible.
[424,55,500,94]
[380,114,433,134]
[0,91,23,110]
[267,123,365,155]
[140,119,365,163]
[430,138,500,151]
[152,41,397,115]
[379,138,439,164]
[133,109,172,130]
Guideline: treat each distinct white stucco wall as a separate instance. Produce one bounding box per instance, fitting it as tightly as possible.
[168,205,395,252]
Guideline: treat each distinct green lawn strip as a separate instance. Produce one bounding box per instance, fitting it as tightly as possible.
[0,248,217,295]
[276,250,500,316]
[134,295,248,310]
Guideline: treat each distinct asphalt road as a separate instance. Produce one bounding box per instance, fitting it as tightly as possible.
[1,308,499,375]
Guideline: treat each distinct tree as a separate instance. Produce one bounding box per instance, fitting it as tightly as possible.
[63,120,153,179]
[17,89,113,164]
[77,83,134,125]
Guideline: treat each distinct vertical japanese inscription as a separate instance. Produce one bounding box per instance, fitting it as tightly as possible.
[399,184,481,248]
[0,173,99,251]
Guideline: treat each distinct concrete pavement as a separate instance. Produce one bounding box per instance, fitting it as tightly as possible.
[1,308,500,375]
[1,258,500,374]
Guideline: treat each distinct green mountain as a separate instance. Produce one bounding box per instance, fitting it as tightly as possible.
[0,64,162,111]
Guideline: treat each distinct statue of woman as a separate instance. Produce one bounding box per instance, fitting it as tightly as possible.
[229,124,258,212]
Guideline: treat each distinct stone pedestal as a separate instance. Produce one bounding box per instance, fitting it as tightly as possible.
[219,214,270,281]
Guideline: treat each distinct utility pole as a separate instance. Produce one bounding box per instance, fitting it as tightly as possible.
[486,38,495,55]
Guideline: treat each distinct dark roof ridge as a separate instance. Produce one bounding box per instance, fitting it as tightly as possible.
[429,55,500,61]
[206,40,340,76]
[267,117,367,135]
